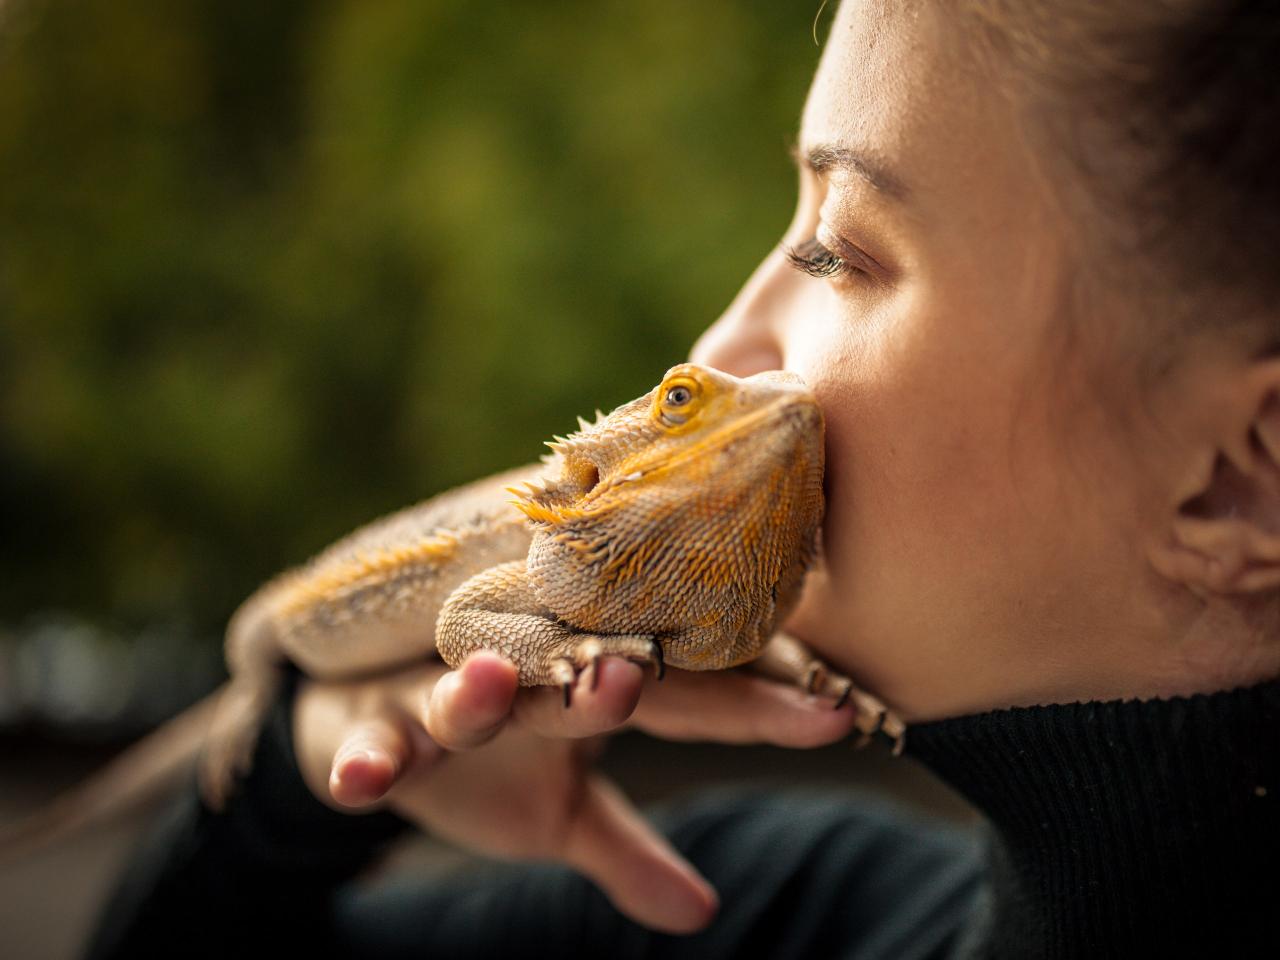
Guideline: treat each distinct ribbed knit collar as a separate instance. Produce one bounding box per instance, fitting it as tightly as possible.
[905,680,1280,959]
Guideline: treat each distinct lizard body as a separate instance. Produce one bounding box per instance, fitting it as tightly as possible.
[202,363,896,805]
[1,364,902,852]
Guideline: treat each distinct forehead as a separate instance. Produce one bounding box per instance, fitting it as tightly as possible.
[801,1,1014,208]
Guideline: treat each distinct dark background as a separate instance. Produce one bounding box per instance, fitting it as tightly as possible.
[0,3,971,957]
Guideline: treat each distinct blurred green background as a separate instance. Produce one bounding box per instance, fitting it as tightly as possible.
[0,0,819,660]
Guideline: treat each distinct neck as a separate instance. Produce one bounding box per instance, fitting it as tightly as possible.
[906,679,1280,959]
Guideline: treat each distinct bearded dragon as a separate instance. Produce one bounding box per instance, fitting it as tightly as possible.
[2,364,904,853]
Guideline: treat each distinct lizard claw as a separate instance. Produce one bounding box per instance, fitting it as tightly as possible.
[833,677,853,711]
[852,711,897,752]
[805,663,826,696]
[854,708,907,755]
[884,711,907,756]
[650,639,665,681]
[841,689,907,756]
[550,657,577,708]
[545,638,658,704]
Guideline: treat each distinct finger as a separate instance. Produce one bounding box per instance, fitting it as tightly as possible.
[329,716,429,808]
[563,776,718,934]
[423,651,520,750]
[630,670,860,747]
[512,657,644,738]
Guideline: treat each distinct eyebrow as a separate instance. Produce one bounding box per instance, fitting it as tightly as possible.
[794,142,908,200]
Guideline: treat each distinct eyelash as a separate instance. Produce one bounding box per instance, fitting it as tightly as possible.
[784,236,866,281]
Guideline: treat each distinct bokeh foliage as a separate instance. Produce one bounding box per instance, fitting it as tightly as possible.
[0,0,818,640]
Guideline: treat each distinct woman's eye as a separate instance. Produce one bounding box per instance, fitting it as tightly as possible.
[784,236,866,281]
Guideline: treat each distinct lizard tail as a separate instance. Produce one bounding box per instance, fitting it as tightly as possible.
[0,686,224,866]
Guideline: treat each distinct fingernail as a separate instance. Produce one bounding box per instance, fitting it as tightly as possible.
[776,685,827,710]
[336,745,395,774]
[434,671,461,704]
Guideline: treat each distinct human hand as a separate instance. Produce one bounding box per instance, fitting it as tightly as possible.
[293,653,862,933]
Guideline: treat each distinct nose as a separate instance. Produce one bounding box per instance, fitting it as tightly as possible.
[689,245,796,377]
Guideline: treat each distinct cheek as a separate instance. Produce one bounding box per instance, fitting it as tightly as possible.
[791,297,1068,611]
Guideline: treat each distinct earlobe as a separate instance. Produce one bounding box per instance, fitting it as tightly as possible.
[1151,379,1280,597]
[1160,514,1280,595]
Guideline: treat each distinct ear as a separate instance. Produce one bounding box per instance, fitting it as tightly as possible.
[1150,359,1280,597]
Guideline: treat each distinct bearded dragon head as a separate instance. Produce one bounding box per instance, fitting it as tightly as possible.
[511,363,825,648]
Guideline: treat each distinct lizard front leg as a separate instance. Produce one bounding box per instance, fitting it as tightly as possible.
[752,632,906,754]
[437,560,664,704]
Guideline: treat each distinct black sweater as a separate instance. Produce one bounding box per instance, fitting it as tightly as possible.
[86,676,1280,959]
[908,680,1280,958]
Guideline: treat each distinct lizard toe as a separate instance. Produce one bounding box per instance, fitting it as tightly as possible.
[550,658,576,708]
[833,677,854,711]
[805,662,826,695]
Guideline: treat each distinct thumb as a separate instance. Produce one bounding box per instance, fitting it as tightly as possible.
[562,776,719,934]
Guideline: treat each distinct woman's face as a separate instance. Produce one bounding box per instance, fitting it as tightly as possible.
[691,0,1201,719]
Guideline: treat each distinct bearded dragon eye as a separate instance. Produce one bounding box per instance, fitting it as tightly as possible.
[665,385,692,406]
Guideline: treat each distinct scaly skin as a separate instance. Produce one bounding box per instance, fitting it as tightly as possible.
[201,364,904,808]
